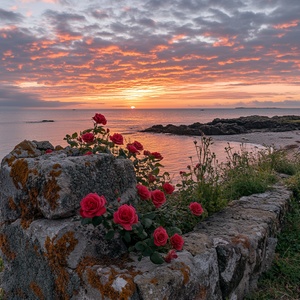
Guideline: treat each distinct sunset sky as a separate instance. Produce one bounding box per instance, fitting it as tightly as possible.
[0,0,299,109]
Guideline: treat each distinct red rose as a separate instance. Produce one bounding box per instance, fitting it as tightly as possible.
[189,202,204,216]
[143,150,151,156]
[153,226,169,247]
[92,113,107,125]
[136,184,151,200]
[148,174,156,183]
[127,143,139,154]
[81,132,95,143]
[109,133,124,145]
[113,204,138,230]
[164,249,178,263]
[151,190,166,208]
[151,152,163,160]
[162,182,175,195]
[133,141,143,151]
[170,233,184,250]
[45,149,53,154]
[80,193,107,218]
[84,151,93,156]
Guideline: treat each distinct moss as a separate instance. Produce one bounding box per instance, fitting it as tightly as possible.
[10,159,29,189]
[30,282,45,300]
[0,234,16,261]
[44,232,78,299]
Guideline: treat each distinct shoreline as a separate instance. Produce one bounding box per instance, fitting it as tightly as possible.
[210,130,300,150]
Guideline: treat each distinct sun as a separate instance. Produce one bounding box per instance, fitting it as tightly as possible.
[130,106,135,109]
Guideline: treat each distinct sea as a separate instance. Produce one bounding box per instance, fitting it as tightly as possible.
[1,107,300,179]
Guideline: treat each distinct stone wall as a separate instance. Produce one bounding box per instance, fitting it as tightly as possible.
[0,140,292,299]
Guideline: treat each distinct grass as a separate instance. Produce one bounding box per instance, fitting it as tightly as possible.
[247,178,300,299]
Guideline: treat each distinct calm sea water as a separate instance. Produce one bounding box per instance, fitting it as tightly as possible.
[1,108,299,178]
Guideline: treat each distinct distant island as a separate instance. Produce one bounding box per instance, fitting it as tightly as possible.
[142,115,300,136]
[234,107,279,109]
[25,120,54,123]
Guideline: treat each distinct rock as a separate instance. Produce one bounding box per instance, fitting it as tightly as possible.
[142,115,300,136]
[0,140,294,299]
[0,142,137,221]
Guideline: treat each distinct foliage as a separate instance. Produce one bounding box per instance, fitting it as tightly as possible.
[64,113,203,264]
[246,196,300,299]
[220,144,277,200]
[64,113,295,264]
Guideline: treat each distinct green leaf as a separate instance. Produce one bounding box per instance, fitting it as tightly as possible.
[135,241,146,251]
[167,227,182,236]
[152,167,160,176]
[142,218,153,228]
[123,231,131,243]
[150,252,165,264]
[143,212,156,220]
[105,230,115,240]
[138,230,148,240]
[81,218,92,225]
[71,132,78,139]
[92,216,103,227]
[142,247,153,257]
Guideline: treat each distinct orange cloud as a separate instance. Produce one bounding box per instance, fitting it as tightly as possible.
[274,20,299,29]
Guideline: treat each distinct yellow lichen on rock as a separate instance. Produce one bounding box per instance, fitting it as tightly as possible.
[10,159,29,189]
[30,282,45,300]
[44,232,78,299]
[87,267,137,300]
[0,234,16,261]
[42,166,62,210]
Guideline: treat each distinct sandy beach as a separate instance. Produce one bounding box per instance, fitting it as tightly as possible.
[211,130,300,151]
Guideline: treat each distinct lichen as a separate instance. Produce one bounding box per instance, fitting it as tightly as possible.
[86,267,137,300]
[19,188,42,229]
[42,167,62,210]
[76,256,102,282]
[13,140,36,156]
[10,159,29,189]
[30,282,45,300]
[44,231,78,299]
[169,262,190,285]
[231,234,251,249]
[0,234,16,261]
[4,155,16,167]
[8,197,17,211]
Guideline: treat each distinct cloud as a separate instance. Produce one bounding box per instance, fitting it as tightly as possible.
[0,0,299,107]
[0,85,84,107]
[235,100,300,108]
[0,8,23,23]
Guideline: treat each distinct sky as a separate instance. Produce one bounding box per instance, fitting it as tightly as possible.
[0,0,300,109]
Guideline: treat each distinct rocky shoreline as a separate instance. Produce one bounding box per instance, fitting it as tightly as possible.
[142,115,300,136]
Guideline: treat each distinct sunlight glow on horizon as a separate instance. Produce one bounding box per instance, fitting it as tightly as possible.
[0,0,300,109]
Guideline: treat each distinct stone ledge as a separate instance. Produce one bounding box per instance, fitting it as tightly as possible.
[0,142,293,299]
[72,184,291,299]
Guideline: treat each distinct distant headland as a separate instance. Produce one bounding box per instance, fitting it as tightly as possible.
[142,115,300,136]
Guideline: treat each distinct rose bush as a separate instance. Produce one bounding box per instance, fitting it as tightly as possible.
[64,113,206,264]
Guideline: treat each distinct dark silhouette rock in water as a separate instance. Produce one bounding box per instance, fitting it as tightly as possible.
[142,115,300,136]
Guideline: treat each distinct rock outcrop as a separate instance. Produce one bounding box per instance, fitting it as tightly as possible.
[0,140,293,299]
[142,115,300,136]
